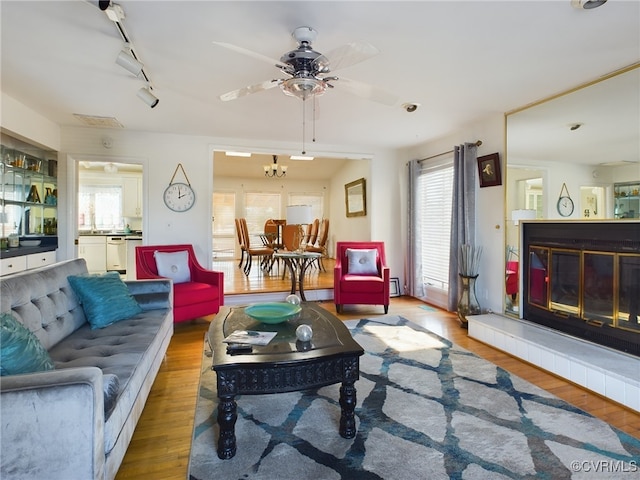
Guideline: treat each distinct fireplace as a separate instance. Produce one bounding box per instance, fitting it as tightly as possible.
[522,221,640,357]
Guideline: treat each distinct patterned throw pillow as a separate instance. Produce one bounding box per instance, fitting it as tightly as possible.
[68,272,143,329]
[0,312,55,376]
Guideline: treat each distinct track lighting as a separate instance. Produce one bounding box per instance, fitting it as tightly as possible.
[116,49,143,76]
[137,87,159,108]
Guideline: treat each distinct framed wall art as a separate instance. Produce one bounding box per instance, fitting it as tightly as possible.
[477,153,502,188]
[345,177,367,217]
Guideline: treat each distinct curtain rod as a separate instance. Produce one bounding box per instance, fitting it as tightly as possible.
[418,140,482,163]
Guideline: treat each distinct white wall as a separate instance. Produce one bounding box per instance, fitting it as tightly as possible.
[59,126,407,276]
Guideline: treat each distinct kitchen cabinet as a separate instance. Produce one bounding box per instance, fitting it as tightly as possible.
[614,181,640,219]
[126,238,142,280]
[78,236,106,273]
[0,255,27,276]
[26,250,56,270]
[123,176,142,217]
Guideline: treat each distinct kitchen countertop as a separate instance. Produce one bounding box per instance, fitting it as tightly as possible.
[79,231,142,238]
[1,243,57,259]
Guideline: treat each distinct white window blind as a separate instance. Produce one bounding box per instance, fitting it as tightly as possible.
[212,191,236,258]
[288,192,324,220]
[244,192,281,237]
[418,162,454,290]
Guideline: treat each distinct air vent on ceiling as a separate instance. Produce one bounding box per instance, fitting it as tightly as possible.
[73,114,124,128]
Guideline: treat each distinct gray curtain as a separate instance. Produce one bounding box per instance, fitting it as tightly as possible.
[405,160,423,297]
[448,143,479,311]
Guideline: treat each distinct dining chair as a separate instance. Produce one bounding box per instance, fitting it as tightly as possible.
[305,218,329,271]
[234,218,247,270]
[239,218,274,275]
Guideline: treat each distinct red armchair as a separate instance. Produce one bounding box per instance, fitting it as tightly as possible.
[135,244,224,323]
[334,241,390,314]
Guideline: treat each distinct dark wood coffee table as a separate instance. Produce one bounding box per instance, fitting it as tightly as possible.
[208,303,364,459]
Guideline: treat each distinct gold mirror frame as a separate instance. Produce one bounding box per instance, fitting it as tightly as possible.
[345,177,366,217]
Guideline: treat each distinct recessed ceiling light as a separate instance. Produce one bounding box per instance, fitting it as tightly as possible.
[571,0,608,9]
[225,151,252,157]
[290,155,314,161]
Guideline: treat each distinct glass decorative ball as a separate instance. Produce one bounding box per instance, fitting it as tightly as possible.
[295,324,313,342]
[286,294,301,305]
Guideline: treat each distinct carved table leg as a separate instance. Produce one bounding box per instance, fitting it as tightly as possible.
[339,380,357,438]
[217,394,237,459]
[298,258,312,301]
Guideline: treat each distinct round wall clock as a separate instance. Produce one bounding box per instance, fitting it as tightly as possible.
[557,196,574,217]
[556,183,574,217]
[164,163,195,212]
[163,182,195,212]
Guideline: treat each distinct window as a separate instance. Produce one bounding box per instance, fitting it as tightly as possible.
[244,192,281,240]
[78,185,122,231]
[418,161,454,293]
[288,192,324,220]
[212,191,236,259]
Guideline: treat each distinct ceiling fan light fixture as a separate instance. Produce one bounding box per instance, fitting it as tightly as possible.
[290,155,314,161]
[281,77,326,100]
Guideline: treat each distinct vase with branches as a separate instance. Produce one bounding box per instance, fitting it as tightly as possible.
[457,244,482,327]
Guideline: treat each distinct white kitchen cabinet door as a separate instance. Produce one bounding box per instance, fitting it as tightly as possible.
[78,236,106,273]
[123,177,142,217]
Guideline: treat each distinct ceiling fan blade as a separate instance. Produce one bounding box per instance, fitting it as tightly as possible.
[213,41,286,69]
[335,77,399,106]
[318,42,379,72]
[219,79,282,102]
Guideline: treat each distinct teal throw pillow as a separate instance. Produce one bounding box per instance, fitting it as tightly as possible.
[68,272,143,329]
[0,312,55,376]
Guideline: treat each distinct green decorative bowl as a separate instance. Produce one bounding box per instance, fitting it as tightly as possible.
[244,303,302,324]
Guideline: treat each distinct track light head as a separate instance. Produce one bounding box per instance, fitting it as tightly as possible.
[116,49,143,76]
[137,87,159,108]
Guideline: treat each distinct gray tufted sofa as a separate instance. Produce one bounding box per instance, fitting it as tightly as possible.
[0,258,174,480]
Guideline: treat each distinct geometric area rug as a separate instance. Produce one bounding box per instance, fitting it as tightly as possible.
[188,316,640,479]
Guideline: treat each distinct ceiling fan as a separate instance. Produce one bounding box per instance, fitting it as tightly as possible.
[214,26,398,106]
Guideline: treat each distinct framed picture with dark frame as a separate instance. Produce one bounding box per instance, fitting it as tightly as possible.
[390,277,400,297]
[477,153,502,188]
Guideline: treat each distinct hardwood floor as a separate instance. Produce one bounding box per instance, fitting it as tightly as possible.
[115,258,640,479]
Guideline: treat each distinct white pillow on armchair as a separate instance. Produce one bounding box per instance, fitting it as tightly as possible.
[346,248,378,275]
[154,250,191,283]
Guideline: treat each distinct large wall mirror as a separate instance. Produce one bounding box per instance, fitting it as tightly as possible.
[504,64,640,316]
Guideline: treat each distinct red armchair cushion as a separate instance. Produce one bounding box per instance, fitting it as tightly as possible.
[173,282,220,307]
[340,275,385,293]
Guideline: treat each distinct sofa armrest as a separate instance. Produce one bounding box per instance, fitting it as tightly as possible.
[1,367,106,480]
[124,278,173,311]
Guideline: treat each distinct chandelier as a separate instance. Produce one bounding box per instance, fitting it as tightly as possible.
[264,155,287,177]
